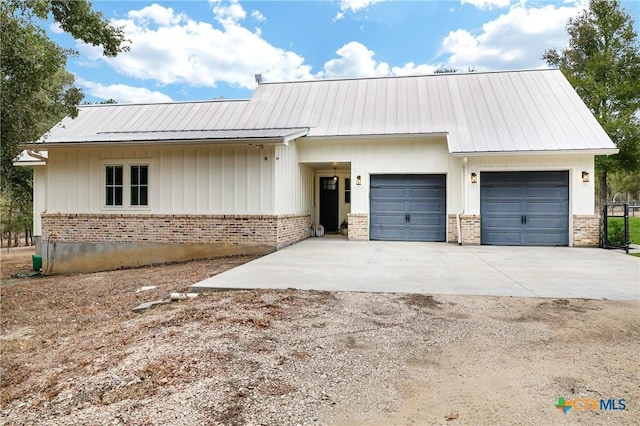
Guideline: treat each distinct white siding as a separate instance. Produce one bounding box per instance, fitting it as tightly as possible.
[274,141,313,214]
[45,145,275,214]
[33,166,47,236]
[298,136,454,216]
[467,154,595,215]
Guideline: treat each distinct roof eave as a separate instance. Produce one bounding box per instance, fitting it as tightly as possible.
[449,148,619,157]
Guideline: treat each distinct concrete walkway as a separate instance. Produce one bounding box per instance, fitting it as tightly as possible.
[190,238,640,300]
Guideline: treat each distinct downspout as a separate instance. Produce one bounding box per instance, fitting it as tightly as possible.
[456,157,468,245]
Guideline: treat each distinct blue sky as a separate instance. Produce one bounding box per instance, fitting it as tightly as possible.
[46,0,640,104]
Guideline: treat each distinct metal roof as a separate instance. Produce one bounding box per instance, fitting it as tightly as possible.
[35,69,616,154]
[42,128,308,145]
[243,69,616,154]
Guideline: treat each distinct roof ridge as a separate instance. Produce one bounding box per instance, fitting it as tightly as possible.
[259,68,558,86]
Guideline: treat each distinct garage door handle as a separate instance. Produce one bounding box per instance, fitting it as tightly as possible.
[406,214,410,222]
[521,215,527,224]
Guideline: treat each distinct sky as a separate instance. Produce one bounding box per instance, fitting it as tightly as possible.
[45,0,640,104]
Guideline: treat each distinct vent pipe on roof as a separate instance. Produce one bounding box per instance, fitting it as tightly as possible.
[255,74,263,84]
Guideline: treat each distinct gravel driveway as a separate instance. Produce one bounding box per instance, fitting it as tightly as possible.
[1,249,638,425]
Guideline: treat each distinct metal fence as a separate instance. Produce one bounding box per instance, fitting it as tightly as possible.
[601,203,632,253]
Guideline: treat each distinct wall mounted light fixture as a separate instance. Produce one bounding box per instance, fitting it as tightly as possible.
[356,175,362,185]
[471,172,478,184]
[333,168,338,182]
[581,171,589,182]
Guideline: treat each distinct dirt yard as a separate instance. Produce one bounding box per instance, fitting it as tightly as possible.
[1,248,638,425]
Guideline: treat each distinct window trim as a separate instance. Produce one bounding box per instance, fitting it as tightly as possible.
[345,177,351,204]
[102,160,151,210]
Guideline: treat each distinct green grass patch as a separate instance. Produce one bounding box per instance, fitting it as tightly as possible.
[630,253,640,258]
[628,216,640,244]
[605,216,640,245]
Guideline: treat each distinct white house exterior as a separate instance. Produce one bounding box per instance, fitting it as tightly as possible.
[17,69,617,274]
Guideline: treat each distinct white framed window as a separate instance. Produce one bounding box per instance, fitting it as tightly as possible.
[103,162,150,209]
[345,177,351,203]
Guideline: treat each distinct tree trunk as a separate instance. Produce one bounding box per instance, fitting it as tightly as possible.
[598,170,608,214]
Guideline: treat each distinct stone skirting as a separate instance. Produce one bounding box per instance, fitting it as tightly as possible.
[40,213,310,274]
[573,215,600,247]
[448,214,481,245]
[347,213,368,241]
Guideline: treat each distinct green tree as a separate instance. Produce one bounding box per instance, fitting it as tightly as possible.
[1,0,128,245]
[542,0,640,208]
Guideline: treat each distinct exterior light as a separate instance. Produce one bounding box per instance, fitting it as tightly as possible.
[471,172,478,183]
[356,175,362,185]
[582,171,589,182]
[333,168,338,182]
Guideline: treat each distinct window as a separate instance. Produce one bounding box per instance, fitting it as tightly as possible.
[105,163,149,208]
[345,178,351,203]
[105,166,123,206]
[130,165,148,206]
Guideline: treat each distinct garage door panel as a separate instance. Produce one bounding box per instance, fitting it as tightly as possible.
[483,216,523,228]
[407,187,443,198]
[408,214,445,226]
[526,201,568,213]
[482,187,522,198]
[371,228,406,240]
[372,201,406,212]
[483,201,522,213]
[526,216,568,229]
[374,214,408,225]
[481,171,568,246]
[370,174,446,242]
[407,202,443,212]
[371,187,406,198]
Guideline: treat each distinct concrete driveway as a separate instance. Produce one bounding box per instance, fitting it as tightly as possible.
[190,238,640,300]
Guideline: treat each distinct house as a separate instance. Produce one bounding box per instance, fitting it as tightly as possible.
[16,69,617,274]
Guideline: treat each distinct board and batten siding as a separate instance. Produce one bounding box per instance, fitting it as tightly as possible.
[274,141,313,215]
[298,136,459,216]
[44,145,276,215]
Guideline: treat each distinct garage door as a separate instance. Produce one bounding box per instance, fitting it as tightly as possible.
[370,174,446,241]
[481,171,569,246]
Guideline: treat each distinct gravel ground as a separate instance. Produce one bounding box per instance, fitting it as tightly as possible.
[1,248,639,425]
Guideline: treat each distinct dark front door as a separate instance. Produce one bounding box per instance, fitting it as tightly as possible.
[369,174,447,241]
[481,171,569,246]
[320,177,339,232]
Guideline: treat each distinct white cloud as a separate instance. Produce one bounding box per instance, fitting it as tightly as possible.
[333,0,388,21]
[319,42,437,79]
[128,4,185,26]
[212,0,246,26]
[460,0,511,10]
[320,42,390,79]
[50,22,64,34]
[251,10,266,22]
[391,63,438,76]
[340,0,387,13]
[440,2,585,70]
[78,3,314,89]
[77,79,173,103]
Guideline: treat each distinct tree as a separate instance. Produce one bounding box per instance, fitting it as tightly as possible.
[1,0,128,245]
[542,0,640,208]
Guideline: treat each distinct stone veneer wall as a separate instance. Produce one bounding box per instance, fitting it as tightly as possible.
[573,215,600,247]
[447,214,481,245]
[347,213,368,241]
[40,213,310,274]
[42,213,285,244]
[276,214,312,248]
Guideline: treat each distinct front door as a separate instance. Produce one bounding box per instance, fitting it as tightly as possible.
[320,177,339,232]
